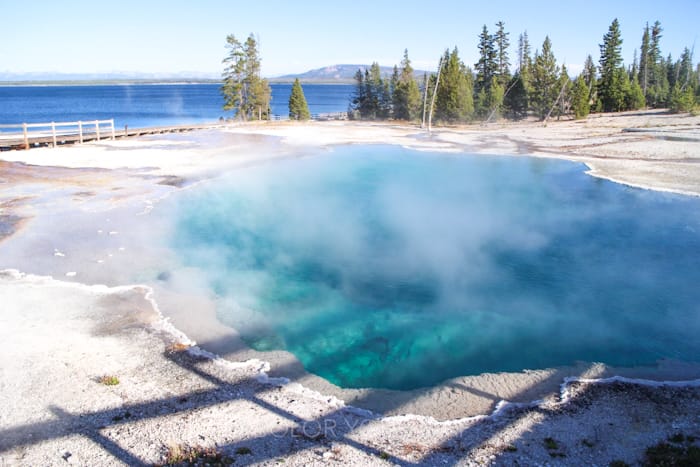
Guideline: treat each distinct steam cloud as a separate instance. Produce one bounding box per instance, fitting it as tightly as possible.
[168,146,700,390]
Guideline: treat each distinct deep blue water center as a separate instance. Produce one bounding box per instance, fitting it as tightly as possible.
[173,146,700,390]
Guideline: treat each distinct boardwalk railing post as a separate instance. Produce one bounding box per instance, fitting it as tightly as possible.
[22,123,29,149]
[78,121,83,144]
[110,119,115,140]
[51,122,57,148]
[95,120,100,142]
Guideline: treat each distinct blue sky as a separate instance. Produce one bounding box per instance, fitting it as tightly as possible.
[2,0,698,77]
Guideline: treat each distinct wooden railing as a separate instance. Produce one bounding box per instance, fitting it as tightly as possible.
[0,119,115,149]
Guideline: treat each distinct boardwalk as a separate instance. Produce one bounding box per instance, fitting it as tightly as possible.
[0,113,348,151]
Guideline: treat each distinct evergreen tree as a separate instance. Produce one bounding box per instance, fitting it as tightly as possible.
[555,64,573,118]
[514,31,532,116]
[678,47,694,91]
[582,55,597,89]
[392,49,422,121]
[582,55,597,109]
[364,66,379,119]
[221,34,246,117]
[669,82,695,113]
[435,48,474,122]
[349,69,366,119]
[598,19,625,112]
[627,74,646,110]
[242,35,271,119]
[494,21,511,85]
[475,26,497,95]
[390,65,400,117]
[354,63,388,119]
[666,53,677,90]
[488,80,505,119]
[571,75,590,119]
[221,33,271,120]
[647,21,669,107]
[504,72,528,119]
[531,36,559,120]
[288,78,310,120]
[518,31,532,75]
[638,23,651,96]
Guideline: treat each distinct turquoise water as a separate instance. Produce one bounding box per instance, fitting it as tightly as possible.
[172,146,700,390]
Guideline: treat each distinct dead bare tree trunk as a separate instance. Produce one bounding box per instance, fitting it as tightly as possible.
[427,57,443,133]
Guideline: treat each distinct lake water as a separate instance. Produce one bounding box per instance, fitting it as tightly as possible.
[0,83,354,130]
[170,145,700,390]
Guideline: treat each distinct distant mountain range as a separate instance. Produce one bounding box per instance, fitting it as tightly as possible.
[0,71,220,84]
[271,64,429,84]
[0,65,429,85]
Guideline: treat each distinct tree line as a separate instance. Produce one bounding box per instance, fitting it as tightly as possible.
[220,21,698,123]
[350,18,699,123]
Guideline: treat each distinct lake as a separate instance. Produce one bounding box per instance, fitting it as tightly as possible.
[0,83,354,130]
[170,145,700,390]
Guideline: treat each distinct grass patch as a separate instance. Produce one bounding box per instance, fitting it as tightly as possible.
[98,375,120,386]
[543,437,566,458]
[544,437,559,450]
[643,433,700,467]
[158,444,233,466]
[379,451,390,460]
[505,445,518,452]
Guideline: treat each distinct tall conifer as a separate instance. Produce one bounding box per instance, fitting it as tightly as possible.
[288,78,310,120]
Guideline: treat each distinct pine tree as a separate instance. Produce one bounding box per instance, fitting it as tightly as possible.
[435,48,474,122]
[582,55,597,109]
[221,33,271,120]
[669,82,695,113]
[571,75,590,119]
[638,23,651,96]
[504,72,528,119]
[531,36,559,120]
[678,47,694,91]
[627,74,646,110]
[349,69,366,119]
[475,25,497,95]
[598,19,625,112]
[288,78,310,120]
[242,35,271,120]
[221,34,246,117]
[359,63,385,119]
[555,64,573,118]
[392,49,422,121]
[494,21,511,85]
[647,21,669,107]
[582,55,597,89]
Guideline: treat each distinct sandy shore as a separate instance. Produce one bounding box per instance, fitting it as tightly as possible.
[1,111,700,465]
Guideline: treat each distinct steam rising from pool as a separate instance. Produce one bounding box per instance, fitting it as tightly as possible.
[172,145,700,390]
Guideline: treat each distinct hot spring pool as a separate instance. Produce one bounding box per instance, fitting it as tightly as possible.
[171,145,700,390]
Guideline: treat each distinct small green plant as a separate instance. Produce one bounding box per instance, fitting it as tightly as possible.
[379,451,390,460]
[544,437,559,450]
[505,445,518,452]
[98,375,120,386]
[159,444,232,466]
[235,447,252,455]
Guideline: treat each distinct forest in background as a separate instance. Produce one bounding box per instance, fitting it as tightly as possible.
[349,19,699,123]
